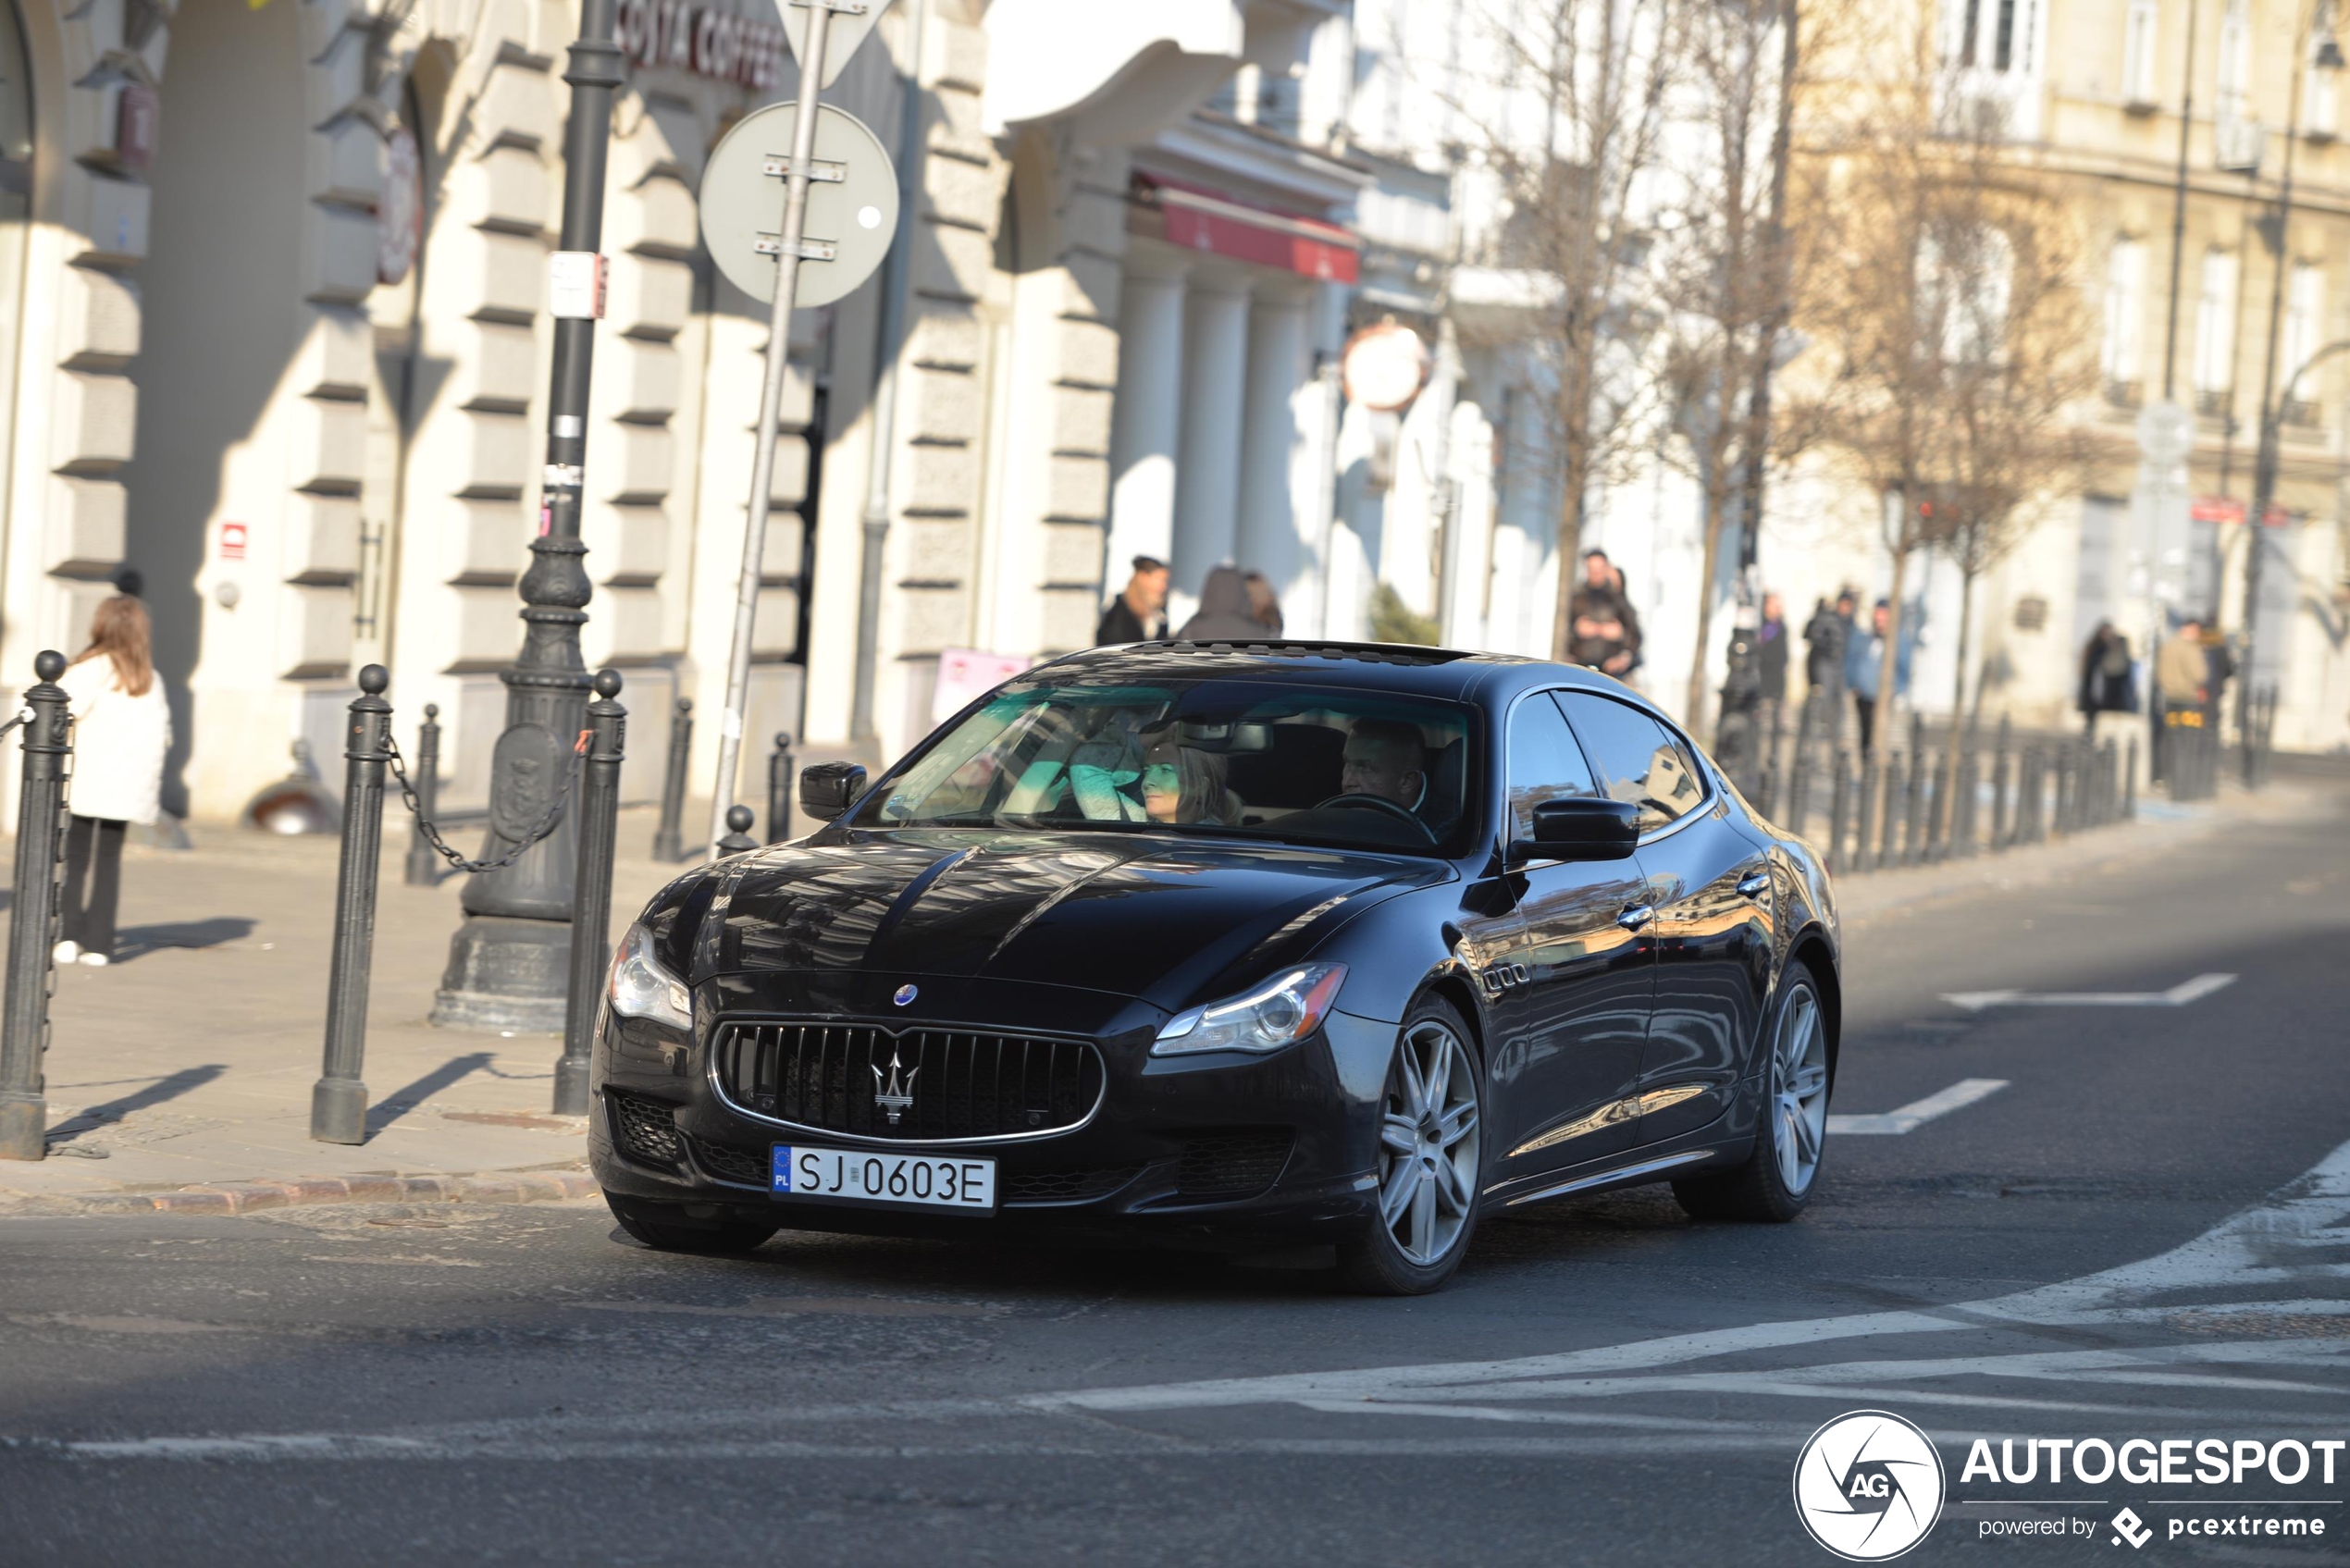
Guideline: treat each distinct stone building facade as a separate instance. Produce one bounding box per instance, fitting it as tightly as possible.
[0,0,1378,829]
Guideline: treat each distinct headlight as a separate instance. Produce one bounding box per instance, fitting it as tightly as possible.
[1151,963,1347,1056]
[608,922,692,1031]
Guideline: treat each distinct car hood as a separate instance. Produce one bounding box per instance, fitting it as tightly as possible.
[702,828,1448,1014]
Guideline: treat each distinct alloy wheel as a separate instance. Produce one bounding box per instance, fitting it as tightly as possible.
[1376,1019,1481,1266]
[1772,982,1830,1195]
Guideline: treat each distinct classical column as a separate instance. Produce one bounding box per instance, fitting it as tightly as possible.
[1107,267,1187,584]
[1237,289,1309,613]
[1170,280,1249,601]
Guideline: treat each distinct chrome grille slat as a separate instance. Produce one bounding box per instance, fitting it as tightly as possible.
[711,1019,1103,1143]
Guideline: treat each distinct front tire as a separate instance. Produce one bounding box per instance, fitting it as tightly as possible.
[1673,962,1830,1223]
[606,1192,780,1254]
[1339,997,1484,1295]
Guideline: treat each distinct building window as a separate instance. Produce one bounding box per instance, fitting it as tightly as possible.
[2122,0,2159,104]
[2101,238,2146,397]
[2309,53,2341,136]
[2283,261,2324,387]
[1919,223,2012,365]
[2218,0,2251,123]
[2193,248,2238,404]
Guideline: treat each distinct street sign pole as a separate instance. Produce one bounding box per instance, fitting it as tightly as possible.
[701,0,898,855]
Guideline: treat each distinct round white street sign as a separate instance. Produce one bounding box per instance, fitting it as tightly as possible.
[2136,398,2194,466]
[1342,323,1430,413]
[699,101,899,309]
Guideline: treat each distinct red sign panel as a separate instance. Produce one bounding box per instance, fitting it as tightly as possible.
[2190,497,2288,526]
[219,522,247,560]
[1131,177,1361,286]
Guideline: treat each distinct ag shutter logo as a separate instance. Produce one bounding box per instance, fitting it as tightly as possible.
[1793,1410,1947,1561]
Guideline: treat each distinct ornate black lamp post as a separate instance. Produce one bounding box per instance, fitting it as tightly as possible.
[431,0,624,1031]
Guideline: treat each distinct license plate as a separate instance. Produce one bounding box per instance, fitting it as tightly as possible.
[771,1145,996,1212]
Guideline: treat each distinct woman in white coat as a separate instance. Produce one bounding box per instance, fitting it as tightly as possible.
[55,595,171,968]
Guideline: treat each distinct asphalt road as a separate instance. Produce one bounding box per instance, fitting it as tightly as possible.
[4,788,2347,1567]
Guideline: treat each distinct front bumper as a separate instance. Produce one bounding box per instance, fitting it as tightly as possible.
[589,969,1397,1250]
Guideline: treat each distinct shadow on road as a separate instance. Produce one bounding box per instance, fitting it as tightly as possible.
[364,1052,497,1138]
[43,1063,227,1148]
[113,918,257,962]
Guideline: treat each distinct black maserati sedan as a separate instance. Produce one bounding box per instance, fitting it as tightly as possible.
[591,641,1840,1293]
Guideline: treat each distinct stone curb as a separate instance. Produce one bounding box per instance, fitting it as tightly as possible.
[0,1167,600,1217]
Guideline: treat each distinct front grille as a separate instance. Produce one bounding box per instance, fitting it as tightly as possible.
[608,1091,683,1167]
[688,1134,769,1188]
[1176,1130,1294,1199]
[1003,1165,1144,1205]
[712,1019,1103,1142]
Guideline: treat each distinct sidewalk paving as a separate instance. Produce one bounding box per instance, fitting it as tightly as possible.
[0,782,2322,1216]
[0,804,698,1215]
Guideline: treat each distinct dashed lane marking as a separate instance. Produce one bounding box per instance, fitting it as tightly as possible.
[1942,972,2236,1012]
[1826,1077,2009,1135]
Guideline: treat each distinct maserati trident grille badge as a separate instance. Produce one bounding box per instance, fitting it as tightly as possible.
[872,1049,918,1124]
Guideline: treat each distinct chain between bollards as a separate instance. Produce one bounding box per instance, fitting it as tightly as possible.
[0,651,70,1161]
[556,670,625,1117]
[403,703,442,886]
[313,665,393,1145]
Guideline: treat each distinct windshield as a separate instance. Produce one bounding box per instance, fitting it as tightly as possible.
[856,680,1479,856]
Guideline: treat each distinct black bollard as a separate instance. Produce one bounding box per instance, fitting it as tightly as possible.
[403,703,442,887]
[1879,752,1905,870]
[766,732,795,844]
[651,698,692,862]
[716,803,761,856]
[1953,743,1979,858]
[1854,755,1878,876]
[557,670,625,1117]
[1826,748,1851,876]
[1990,715,2011,848]
[312,665,393,1145]
[1901,742,1928,866]
[0,652,71,1161]
[2123,735,2138,819]
[1925,751,1949,862]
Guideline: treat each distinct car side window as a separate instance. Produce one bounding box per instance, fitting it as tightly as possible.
[1556,692,1706,833]
[1505,692,1599,840]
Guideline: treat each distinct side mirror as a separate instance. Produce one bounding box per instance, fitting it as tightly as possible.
[1512,796,1639,864]
[798,760,868,822]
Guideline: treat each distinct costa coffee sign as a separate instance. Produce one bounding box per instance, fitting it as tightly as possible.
[614,0,785,88]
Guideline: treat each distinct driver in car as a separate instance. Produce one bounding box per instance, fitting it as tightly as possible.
[1339,719,1430,814]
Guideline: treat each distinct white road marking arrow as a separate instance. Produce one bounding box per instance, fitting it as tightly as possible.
[1826,1077,2009,1136]
[1941,972,2236,1013]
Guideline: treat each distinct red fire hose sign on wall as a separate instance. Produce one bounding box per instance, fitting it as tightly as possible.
[219,522,247,560]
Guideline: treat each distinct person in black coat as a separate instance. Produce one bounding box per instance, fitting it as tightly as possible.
[1757,592,1789,706]
[1096,555,1170,644]
[2077,621,2137,735]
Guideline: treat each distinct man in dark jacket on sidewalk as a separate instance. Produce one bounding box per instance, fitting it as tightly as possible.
[1096,555,1170,645]
[1568,549,1640,675]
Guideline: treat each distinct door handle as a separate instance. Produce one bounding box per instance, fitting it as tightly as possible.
[1737,870,1771,898]
[1616,904,1655,931]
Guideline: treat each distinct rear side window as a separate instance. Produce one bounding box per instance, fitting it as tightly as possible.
[1504,692,1598,839]
[1556,692,1706,833]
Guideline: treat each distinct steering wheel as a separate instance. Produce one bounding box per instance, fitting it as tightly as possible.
[1312,792,1437,842]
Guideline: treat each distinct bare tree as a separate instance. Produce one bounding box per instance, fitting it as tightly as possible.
[1440,0,1682,661]
[1783,24,2097,749]
[1652,0,1812,731]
